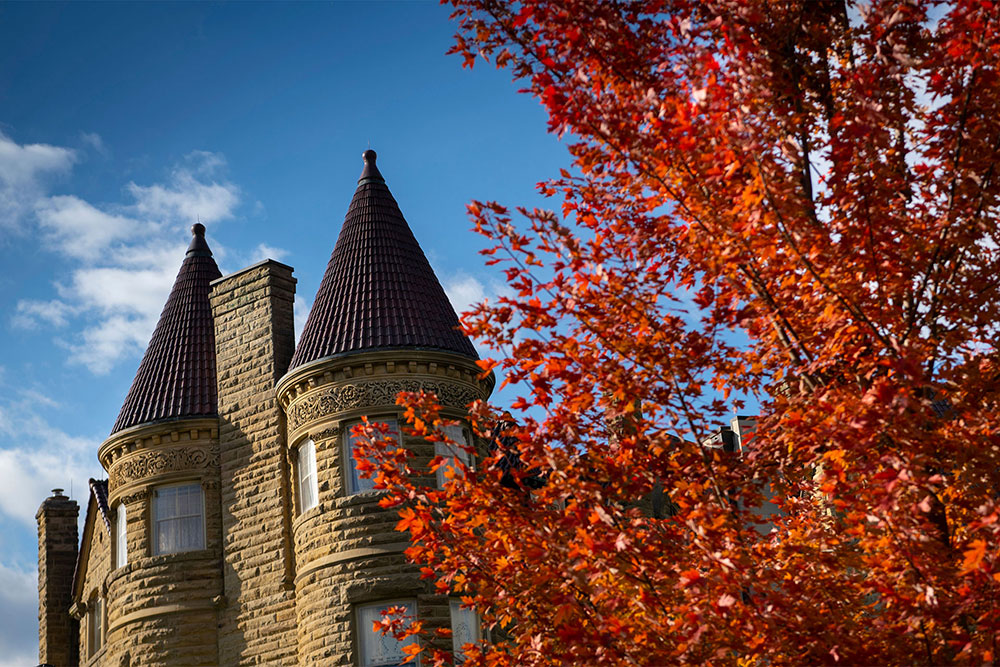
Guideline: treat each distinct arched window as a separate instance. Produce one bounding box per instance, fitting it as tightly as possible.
[436,424,473,488]
[345,418,400,495]
[87,594,104,657]
[357,600,418,666]
[449,599,481,662]
[115,502,127,568]
[297,439,318,513]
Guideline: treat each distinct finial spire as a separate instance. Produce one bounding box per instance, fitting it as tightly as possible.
[187,222,211,257]
[358,149,384,184]
[289,149,478,370]
[112,224,222,434]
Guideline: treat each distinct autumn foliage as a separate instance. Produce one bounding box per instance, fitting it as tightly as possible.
[354,1,1000,664]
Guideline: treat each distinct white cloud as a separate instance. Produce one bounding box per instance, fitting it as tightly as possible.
[128,151,238,224]
[0,561,37,667]
[441,272,515,357]
[0,130,76,230]
[444,273,486,315]
[58,252,186,373]
[35,194,143,261]
[294,295,311,342]
[80,131,108,156]
[0,388,100,667]
[12,141,242,374]
[250,243,289,264]
[0,401,98,527]
[182,149,226,177]
[442,271,512,315]
[11,299,75,329]
[68,261,181,316]
[63,313,160,375]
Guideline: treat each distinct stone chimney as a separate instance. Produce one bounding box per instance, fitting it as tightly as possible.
[210,259,298,664]
[36,488,79,667]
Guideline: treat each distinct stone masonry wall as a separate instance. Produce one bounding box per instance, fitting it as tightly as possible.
[211,260,298,665]
[277,350,492,664]
[77,504,111,666]
[291,425,453,665]
[92,419,224,667]
[95,420,225,666]
[37,490,79,667]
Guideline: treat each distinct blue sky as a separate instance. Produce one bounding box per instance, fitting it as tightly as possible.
[0,3,566,663]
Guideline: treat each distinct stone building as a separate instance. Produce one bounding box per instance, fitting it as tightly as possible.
[37,150,493,666]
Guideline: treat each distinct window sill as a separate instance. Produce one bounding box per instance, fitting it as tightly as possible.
[335,489,389,508]
[293,503,324,530]
[84,645,107,667]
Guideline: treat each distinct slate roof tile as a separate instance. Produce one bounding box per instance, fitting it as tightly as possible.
[110,224,222,434]
[289,150,478,370]
[90,478,111,537]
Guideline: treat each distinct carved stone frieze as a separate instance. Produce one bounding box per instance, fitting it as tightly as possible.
[287,379,481,433]
[109,446,220,489]
[119,489,150,505]
[312,426,342,441]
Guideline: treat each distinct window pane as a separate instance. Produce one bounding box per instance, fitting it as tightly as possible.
[154,484,204,554]
[177,485,199,515]
[115,503,127,568]
[450,599,481,661]
[96,598,103,649]
[358,601,417,667]
[89,597,104,655]
[437,425,470,488]
[298,439,318,512]
[348,419,398,494]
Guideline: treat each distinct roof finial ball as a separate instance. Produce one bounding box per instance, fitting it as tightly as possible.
[185,222,213,258]
[358,148,384,184]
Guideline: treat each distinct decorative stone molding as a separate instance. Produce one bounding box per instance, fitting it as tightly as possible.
[311,425,341,441]
[119,489,150,505]
[69,600,86,619]
[287,378,480,433]
[277,349,493,405]
[106,600,219,634]
[97,417,219,472]
[109,446,220,489]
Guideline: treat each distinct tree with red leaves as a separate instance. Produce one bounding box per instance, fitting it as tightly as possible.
[356,1,1000,664]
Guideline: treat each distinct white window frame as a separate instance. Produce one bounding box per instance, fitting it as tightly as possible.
[152,482,205,555]
[115,502,127,569]
[88,594,104,657]
[357,600,418,667]
[436,424,474,488]
[297,438,319,513]
[449,599,482,662]
[345,418,401,495]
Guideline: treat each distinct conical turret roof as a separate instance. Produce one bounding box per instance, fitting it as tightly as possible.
[289,150,477,371]
[111,224,222,434]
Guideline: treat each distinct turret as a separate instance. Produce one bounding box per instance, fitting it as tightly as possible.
[94,224,225,665]
[277,150,493,664]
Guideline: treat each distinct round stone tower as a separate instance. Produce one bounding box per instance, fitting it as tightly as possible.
[276,150,493,665]
[95,224,225,666]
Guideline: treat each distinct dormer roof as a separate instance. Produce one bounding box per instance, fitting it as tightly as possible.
[289,150,477,371]
[110,224,222,434]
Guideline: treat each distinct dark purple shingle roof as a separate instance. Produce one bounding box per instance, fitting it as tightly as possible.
[289,150,478,371]
[89,478,111,536]
[110,224,222,434]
